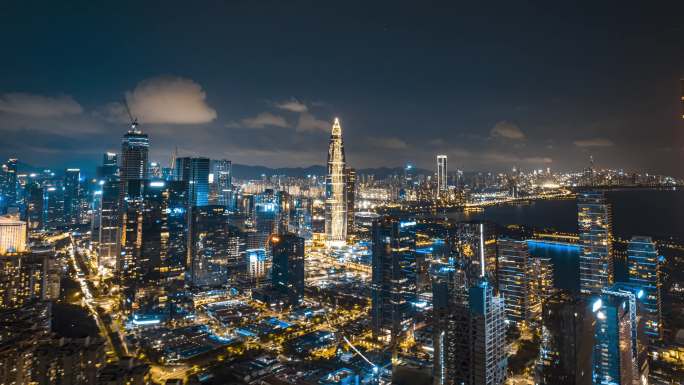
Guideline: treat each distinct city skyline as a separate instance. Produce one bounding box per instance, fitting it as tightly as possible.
[0,2,683,175]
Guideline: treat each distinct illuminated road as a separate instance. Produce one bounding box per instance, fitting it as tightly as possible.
[69,236,127,359]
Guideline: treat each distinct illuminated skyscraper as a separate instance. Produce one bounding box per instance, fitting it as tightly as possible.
[271,233,305,307]
[345,167,356,234]
[627,236,662,343]
[97,180,120,273]
[497,238,539,328]
[469,279,507,385]
[578,191,613,294]
[371,217,416,354]
[436,154,448,196]
[97,152,118,179]
[213,159,232,208]
[452,221,498,286]
[189,205,241,288]
[325,118,347,246]
[594,284,649,385]
[175,157,210,207]
[120,125,149,184]
[0,158,18,210]
[63,168,80,225]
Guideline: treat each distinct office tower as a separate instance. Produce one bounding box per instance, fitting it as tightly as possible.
[213,159,232,208]
[97,180,120,273]
[189,205,241,288]
[0,158,18,210]
[0,302,52,385]
[594,284,649,385]
[42,182,65,230]
[253,190,279,249]
[537,291,594,385]
[97,152,118,179]
[175,157,210,207]
[370,217,416,352]
[0,214,26,254]
[497,238,539,328]
[277,190,292,234]
[162,181,189,281]
[432,264,471,385]
[63,168,81,225]
[26,179,43,230]
[271,234,305,306]
[140,180,189,284]
[325,117,347,247]
[469,280,507,385]
[578,191,613,294]
[436,154,447,196]
[119,182,145,306]
[452,221,498,286]
[120,125,150,183]
[345,167,356,234]
[148,162,162,179]
[627,236,662,343]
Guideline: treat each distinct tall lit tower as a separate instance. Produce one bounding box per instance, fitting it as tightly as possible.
[120,122,149,183]
[628,236,662,342]
[325,117,347,246]
[436,155,448,197]
[578,191,613,294]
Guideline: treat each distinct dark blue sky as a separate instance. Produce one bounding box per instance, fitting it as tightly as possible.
[0,1,682,175]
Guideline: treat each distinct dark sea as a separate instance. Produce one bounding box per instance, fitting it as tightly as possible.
[442,188,684,242]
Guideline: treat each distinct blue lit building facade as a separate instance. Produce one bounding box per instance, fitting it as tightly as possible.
[175,157,210,207]
[627,236,662,342]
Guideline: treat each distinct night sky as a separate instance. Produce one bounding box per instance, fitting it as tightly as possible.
[1,1,683,175]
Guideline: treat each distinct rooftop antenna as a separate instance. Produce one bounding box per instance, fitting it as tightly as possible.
[122,98,139,133]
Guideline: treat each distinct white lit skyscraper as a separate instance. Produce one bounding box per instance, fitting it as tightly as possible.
[325,118,347,247]
[578,191,613,294]
[437,155,447,196]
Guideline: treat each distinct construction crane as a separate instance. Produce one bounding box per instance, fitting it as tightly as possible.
[122,98,139,132]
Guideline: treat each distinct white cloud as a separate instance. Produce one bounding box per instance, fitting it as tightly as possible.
[573,138,614,147]
[369,136,409,150]
[275,99,308,113]
[124,76,217,124]
[0,93,83,117]
[236,112,290,129]
[296,112,330,133]
[490,121,525,140]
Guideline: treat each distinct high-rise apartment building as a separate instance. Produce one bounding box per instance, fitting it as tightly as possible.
[271,233,305,307]
[497,238,540,328]
[175,157,210,207]
[578,191,613,294]
[325,118,347,247]
[627,235,662,342]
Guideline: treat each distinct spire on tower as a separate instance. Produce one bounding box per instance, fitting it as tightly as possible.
[332,117,342,136]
